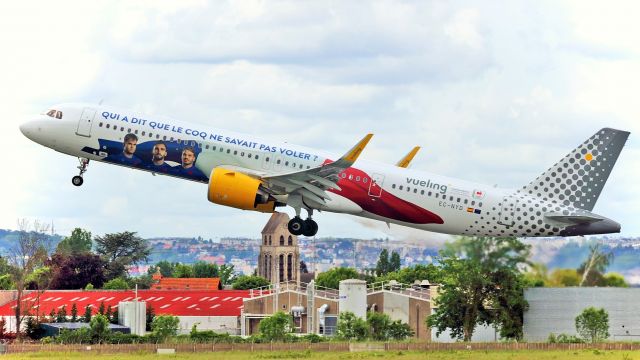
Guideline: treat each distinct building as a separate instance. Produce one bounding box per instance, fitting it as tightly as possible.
[151,270,222,290]
[524,287,640,342]
[241,279,432,339]
[0,289,249,334]
[258,213,300,285]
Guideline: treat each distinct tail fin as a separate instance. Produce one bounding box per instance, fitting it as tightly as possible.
[522,128,629,211]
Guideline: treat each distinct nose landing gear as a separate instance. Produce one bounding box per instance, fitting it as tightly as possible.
[72,158,89,187]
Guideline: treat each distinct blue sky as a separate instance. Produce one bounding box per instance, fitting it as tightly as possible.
[2,1,639,242]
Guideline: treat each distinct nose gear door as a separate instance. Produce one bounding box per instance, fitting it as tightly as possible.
[77,108,96,137]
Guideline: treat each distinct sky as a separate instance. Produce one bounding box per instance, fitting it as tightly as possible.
[1,1,639,243]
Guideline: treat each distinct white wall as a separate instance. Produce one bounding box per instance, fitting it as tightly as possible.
[178,316,239,335]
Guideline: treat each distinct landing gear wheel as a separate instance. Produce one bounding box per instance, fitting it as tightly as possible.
[303,219,318,236]
[288,217,306,236]
[72,176,84,187]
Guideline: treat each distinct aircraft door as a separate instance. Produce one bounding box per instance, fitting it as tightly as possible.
[76,108,96,137]
[368,173,385,198]
[498,195,517,227]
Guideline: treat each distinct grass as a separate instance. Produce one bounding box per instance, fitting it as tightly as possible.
[3,350,640,360]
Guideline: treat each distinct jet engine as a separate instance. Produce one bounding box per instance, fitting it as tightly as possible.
[207,167,276,213]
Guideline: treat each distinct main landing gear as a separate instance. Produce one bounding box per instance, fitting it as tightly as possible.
[72,158,89,187]
[288,209,319,237]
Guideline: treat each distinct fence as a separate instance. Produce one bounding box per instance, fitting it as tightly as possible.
[4,342,640,354]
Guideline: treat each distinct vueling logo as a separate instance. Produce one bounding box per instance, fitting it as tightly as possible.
[406,177,447,194]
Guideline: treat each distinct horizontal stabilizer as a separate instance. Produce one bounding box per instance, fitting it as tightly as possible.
[544,213,603,225]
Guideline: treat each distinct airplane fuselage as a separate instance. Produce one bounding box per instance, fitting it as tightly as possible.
[21,103,624,237]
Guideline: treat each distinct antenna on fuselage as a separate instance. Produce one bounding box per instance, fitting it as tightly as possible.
[98,99,104,105]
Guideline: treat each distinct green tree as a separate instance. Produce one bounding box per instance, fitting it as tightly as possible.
[578,243,614,287]
[98,301,106,315]
[380,264,442,285]
[316,267,360,289]
[367,312,390,341]
[89,314,111,343]
[219,264,236,285]
[149,261,177,277]
[173,264,194,278]
[70,303,78,322]
[389,251,401,273]
[55,228,92,255]
[94,231,151,280]
[103,277,130,290]
[0,274,14,290]
[192,261,219,278]
[603,272,628,287]
[56,305,67,323]
[549,269,581,287]
[152,315,180,341]
[146,304,155,331]
[83,304,92,322]
[388,320,414,340]
[336,311,368,341]
[428,236,530,342]
[259,311,293,342]
[375,249,390,277]
[232,275,269,290]
[575,307,609,343]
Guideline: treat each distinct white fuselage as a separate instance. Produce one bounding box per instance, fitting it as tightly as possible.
[21,103,621,238]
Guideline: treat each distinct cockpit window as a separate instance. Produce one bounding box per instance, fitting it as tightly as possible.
[45,109,63,119]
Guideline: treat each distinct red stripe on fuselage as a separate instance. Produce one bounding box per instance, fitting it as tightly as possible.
[326,162,444,225]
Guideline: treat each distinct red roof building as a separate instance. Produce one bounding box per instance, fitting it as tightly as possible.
[0,289,249,318]
[151,270,221,290]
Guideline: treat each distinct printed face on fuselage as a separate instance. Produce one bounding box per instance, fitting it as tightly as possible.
[182,149,195,168]
[152,143,167,162]
[124,139,137,156]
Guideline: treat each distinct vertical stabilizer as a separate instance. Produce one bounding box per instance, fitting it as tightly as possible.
[522,128,629,211]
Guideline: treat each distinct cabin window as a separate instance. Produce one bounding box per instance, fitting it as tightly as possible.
[341,173,346,178]
[355,176,361,181]
[255,155,259,160]
[141,131,146,136]
[471,201,476,206]
[121,127,125,131]
[227,149,231,154]
[428,191,432,196]
[212,146,216,151]
[348,175,353,180]
[134,130,139,135]
[241,152,245,157]
[435,193,439,198]
[399,185,403,190]
[106,124,110,129]
[99,122,103,127]
[479,202,483,207]
[306,166,310,169]
[277,159,281,164]
[163,135,167,141]
[148,132,153,137]
[205,144,210,149]
[421,190,424,195]
[464,199,468,204]
[392,184,396,189]
[248,153,252,158]
[285,161,289,166]
[407,187,411,192]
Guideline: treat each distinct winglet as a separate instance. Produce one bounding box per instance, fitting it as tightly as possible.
[396,146,421,168]
[339,133,373,165]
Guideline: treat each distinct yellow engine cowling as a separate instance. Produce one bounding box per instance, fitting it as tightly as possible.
[207,167,275,213]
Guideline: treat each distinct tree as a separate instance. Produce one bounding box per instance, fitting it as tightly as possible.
[149,261,177,277]
[259,311,293,342]
[218,264,236,285]
[89,314,111,343]
[48,253,107,289]
[98,301,106,315]
[94,231,151,280]
[55,228,92,255]
[428,236,530,342]
[367,312,390,341]
[578,243,614,287]
[549,268,581,287]
[336,311,368,341]
[389,251,401,273]
[316,267,360,289]
[56,305,67,323]
[152,315,180,341]
[388,320,414,340]
[300,261,309,274]
[103,277,129,290]
[173,264,194,278]
[192,261,219,278]
[70,303,78,322]
[232,275,269,290]
[575,307,609,343]
[146,304,155,331]
[603,273,628,287]
[83,304,92,322]
[375,249,390,277]
[9,220,52,338]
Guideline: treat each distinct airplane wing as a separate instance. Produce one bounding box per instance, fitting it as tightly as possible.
[396,146,421,168]
[262,134,373,208]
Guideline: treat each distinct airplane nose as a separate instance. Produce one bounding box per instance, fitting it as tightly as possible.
[20,121,32,138]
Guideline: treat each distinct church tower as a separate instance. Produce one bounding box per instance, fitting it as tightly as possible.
[258,212,300,284]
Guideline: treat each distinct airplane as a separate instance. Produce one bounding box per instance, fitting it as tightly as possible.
[20,104,629,237]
